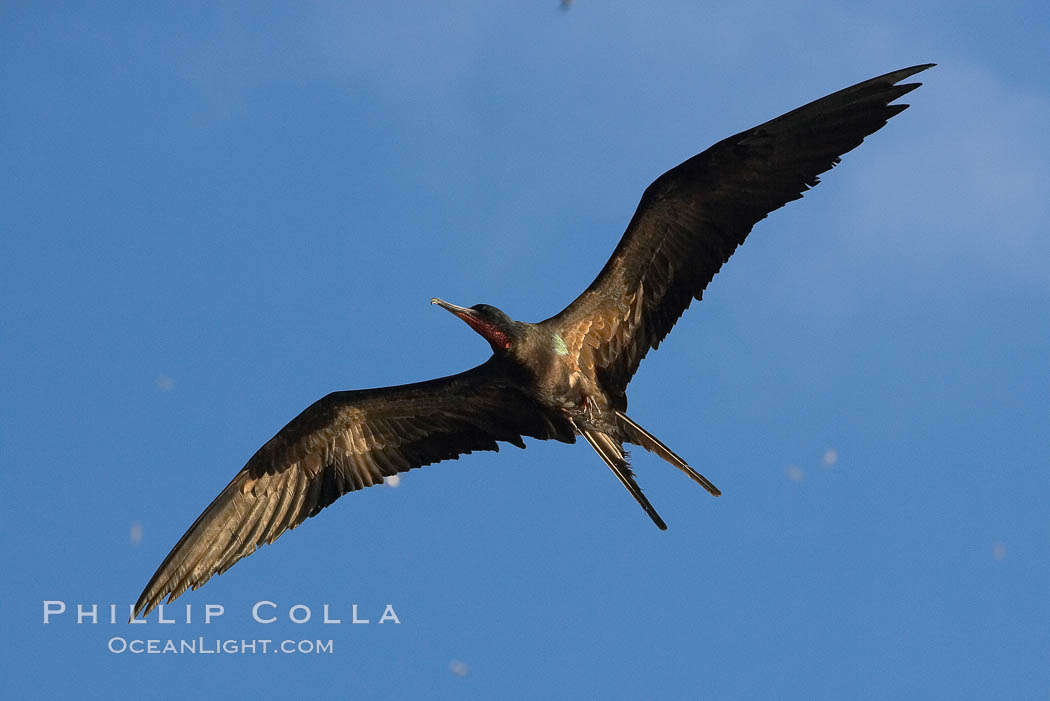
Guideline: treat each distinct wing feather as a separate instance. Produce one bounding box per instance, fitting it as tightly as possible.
[134,358,574,618]
[548,64,933,397]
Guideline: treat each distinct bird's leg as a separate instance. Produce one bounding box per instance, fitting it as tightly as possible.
[583,394,601,422]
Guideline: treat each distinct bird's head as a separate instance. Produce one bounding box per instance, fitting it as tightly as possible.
[431,298,522,353]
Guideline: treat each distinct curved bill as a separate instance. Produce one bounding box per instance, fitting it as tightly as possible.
[430,297,475,318]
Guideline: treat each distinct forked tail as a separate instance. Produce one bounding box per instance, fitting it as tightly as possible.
[578,426,667,530]
[615,411,721,497]
[574,412,718,530]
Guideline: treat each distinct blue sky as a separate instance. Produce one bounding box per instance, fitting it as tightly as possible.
[3,2,1048,699]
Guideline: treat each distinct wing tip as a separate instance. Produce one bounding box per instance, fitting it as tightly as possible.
[881,63,936,98]
[882,63,936,87]
[131,596,156,622]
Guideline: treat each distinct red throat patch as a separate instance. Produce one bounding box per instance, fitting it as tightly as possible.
[461,314,512,350]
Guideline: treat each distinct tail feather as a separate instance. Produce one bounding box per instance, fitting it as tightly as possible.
[616,411,721,497]
[579,427,667,530]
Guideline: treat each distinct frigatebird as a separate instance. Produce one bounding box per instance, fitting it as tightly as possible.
[134,64,932,618]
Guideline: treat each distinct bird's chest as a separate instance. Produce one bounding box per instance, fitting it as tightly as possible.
[529,350,603,415]
[515,330,609,421]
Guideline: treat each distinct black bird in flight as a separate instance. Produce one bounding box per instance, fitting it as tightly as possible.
[134,64,932,618]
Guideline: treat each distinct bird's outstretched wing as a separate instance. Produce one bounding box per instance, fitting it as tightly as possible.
[547,64,933,400]
[133,358,573,618]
